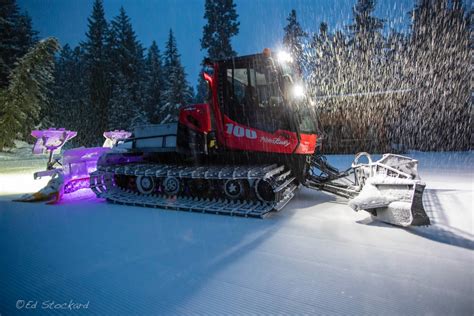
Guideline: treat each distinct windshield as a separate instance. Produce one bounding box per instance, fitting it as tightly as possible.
[226,62,284,109]
[275,60,317,134]
[294,102,317,134]
[221,55,316,135]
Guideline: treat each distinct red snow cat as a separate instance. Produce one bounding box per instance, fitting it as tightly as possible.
[19,49,430,227]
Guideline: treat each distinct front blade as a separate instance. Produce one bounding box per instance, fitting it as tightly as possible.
[13,172,64,204]
[349,178,430,227]
[407,183,430,226]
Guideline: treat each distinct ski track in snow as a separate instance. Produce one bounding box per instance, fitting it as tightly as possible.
[0,152,472,315]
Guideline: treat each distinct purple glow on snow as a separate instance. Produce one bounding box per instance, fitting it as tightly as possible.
[57,187,102,204]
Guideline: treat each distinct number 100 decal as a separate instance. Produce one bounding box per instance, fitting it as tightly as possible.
[226,123,257,139]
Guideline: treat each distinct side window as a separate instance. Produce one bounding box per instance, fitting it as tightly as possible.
[227,68,247,103]
[223,67,250,128]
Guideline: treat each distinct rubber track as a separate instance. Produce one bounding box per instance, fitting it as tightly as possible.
[90,164,298,218]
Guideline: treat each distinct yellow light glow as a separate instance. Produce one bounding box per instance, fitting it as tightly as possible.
[292,84,305,99]
[277,51,293,64]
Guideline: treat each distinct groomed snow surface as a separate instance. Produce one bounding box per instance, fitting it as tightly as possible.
[0,152,472,315]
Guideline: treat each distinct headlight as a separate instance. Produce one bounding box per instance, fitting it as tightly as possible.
[292,84,305,99]
[277,51,293,64]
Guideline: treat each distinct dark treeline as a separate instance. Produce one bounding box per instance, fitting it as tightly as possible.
[52,1,194,146]
[284,0,471,152]
[0,0,471,151]
[0,0,59,149]
[0,0,240,149]
[0,0,194,147]
[56,0,240,147]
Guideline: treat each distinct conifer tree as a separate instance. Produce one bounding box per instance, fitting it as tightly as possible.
[52,44,89,145]
[16,12,37,51]
[197,0,240,103]
[0,38,60,150]
[161,29,192,123]
[108,7,144,88]
[107,6,145,130]
[308,22,332,97]
[347,0,385,99]
[52,44,74,127]
[307,0,389,153]
[407,0,471,150]
[347,0,384,38]
[195,75,209,104]
[0,0,38,87]
[130,107,150,129]
[283,9,307,72]
[108,72,135,130]
[143,41,164,123]
[307,0,471,153]
[187,85,195,104]
[81,0,110,145]
[347,0,385,85]
[201,0,240,60]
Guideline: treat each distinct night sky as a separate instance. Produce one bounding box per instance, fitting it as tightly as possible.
[17,0,414,88]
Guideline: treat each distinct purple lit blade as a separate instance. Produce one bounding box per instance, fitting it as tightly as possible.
[31,128,78,154]
[63,147,110,180]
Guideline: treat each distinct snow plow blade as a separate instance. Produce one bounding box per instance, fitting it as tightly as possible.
[306,153,430,227]
[14,128,132,204]
[14,172,64,204]
[348,153,430,227]
[348,177,429,227]
[14,191,61,204]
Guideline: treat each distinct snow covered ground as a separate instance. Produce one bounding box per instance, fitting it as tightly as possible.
[0,152,472,315]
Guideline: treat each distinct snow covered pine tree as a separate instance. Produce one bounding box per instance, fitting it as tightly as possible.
[196,0,240,103]
[161,29,193,123]
[0,38,60,150]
